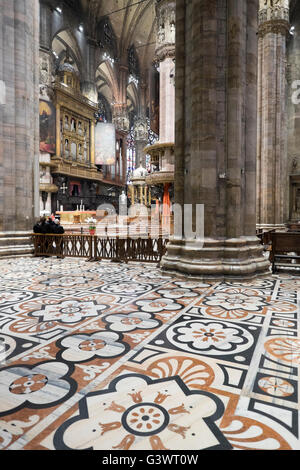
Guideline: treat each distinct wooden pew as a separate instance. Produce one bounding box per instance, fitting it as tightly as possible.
[256,229,275,246]
[270,232,300,274]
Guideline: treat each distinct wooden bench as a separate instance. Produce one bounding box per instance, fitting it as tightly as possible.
[270,232,300,274]
[256,229,275,246]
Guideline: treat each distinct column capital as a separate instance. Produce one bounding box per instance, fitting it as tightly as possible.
[133,116,148,142]
[258,19,290,36]
[112,104,130,133]
[155,0,176,62]
[258,0,290,36]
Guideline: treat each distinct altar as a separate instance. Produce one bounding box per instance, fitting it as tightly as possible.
[56,211,96,225]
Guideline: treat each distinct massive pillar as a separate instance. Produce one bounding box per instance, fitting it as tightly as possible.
[156,0,176,146]
[146,0,176,210]
[134,116,148,167]
[256,0,290,229]
[112,64,130,134]
[82,39,98,105]
[39,0,58,217]
[161,0,269,279]
[134,78,148,168]
[0,0,40,257]
[286,4,300,222]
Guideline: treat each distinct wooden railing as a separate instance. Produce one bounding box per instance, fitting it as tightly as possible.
[32,234,169,263]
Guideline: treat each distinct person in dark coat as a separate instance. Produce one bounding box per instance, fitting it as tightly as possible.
[33,217,50,255]
[53,219,65,234]
[45,218,57,234]
[33,217,48,234]
[53,219,65,257]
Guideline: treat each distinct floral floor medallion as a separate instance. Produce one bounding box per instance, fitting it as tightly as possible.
[0,257,299,451]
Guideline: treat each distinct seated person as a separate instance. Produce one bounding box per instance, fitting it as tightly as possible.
[53,219,65,234]
[53,219,65,258]
[45,217,57,234]
[33,217,48,234]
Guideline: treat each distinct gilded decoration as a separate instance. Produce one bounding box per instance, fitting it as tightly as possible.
[52,68,103,182]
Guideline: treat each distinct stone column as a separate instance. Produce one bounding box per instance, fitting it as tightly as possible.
[39,0,58,217]
[134,116,148,167]
[39,0,54,98]
[134,78,149,167]
[286,9,300,221]
[112,104,130,134]
[0,0,40,257]
[82,39,98,105]
[155,0,175,145]
[256,0,290,229]
[161,0,269,280]
[112,64,130,133]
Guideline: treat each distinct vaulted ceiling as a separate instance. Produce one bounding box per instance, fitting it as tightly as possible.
[79,0,156,75]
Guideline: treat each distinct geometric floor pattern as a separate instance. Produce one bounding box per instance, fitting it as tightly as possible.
[0,256,299,451]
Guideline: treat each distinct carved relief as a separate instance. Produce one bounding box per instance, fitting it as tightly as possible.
[133,117,148,142]
[155,0,176,61]
[39,51,55,101]
[259,0,289,25]
[112,105,130,133]
[258,20,290,37]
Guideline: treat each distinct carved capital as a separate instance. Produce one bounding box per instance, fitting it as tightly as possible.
[112,104,130,133]
[259,0,289,25]
[155,0,175,59]
[258,19,290,37]
[133,116,148,142]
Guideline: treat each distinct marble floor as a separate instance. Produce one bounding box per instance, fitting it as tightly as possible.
[0,256,299,451]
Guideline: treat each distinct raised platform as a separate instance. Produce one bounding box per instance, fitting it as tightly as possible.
[0,232,34,258]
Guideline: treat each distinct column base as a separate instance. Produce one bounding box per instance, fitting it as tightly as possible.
[0,232,34,259]
[160,236,271,280]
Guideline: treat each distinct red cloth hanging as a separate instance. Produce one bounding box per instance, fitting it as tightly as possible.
[162,183,171,217]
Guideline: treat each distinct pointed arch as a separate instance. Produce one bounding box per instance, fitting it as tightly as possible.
[52,28,84,79]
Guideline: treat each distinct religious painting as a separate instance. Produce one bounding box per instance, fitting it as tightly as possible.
[149,64,159,135]
[39,99,56,154]
[95,122,116,165]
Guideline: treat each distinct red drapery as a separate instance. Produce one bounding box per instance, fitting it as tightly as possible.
[162,183,171,217]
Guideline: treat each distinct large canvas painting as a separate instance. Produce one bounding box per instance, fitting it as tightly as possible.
[39,99,56,154]
[95,122,116,165]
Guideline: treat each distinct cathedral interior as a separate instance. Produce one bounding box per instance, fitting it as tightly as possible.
[0,0,300,453]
